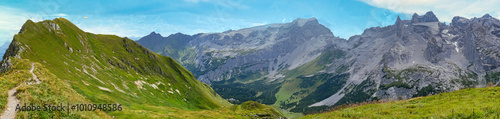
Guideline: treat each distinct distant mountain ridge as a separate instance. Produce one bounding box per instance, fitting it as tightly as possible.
[138,11,500,114]
[138,17,344,83]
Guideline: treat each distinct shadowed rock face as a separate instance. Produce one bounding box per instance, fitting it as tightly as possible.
[411,11,439,23]
[138,12,500,113]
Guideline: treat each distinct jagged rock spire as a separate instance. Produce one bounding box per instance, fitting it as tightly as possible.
[395,15,403,37]
[395,15,402,25]
[411,11,439,23]
[482,14,493,19]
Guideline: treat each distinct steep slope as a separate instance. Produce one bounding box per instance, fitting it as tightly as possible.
[0,58,110,118]
[0,18,237,118]
[303,87,500,118]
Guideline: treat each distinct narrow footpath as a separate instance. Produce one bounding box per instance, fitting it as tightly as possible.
[0,63,40,119]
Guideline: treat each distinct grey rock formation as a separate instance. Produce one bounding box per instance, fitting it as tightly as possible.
[411,11,439,23]
[138,12,500,113]
[312,12,500,107]
[1,36,25,74]
[139,17,345,83]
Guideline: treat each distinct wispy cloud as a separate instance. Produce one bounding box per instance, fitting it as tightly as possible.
[359,0,500,22]
[0,5,71,46]
[80,24,140,37]
[212,0,249,9]
[0,6,39,45]
[252,22,267,26]
[2,0,464,42]
[77,14,249,38]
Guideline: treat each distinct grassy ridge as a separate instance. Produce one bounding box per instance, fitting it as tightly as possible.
[0,59,284,118]
[303,87,500,118]
[0,59,36,115]
[1,18,286,118]
[12,18,229,111]
[0,18,245,118]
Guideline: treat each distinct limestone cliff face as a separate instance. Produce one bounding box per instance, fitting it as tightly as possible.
[138,17,345,83]
[312,11,500,107]
[138,12,500,113]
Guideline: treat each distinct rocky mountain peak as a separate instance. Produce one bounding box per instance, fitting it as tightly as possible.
[137,31,168,51]
[395,15,403,26]
[451,16,470,28]
[411,11,439,23]
[147,31,163,37]
[482,14,493,19]
[140,31,165,42]
[292,17,319,27]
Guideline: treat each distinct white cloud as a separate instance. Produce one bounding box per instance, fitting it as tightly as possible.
[0,5,70,46]
[212,0,249,9]
[0,5,144,43]
[252,22,267,26]
[0,6,40,45]
[53,13,68,17]
[77,14,213,38]
[359,0,500,22]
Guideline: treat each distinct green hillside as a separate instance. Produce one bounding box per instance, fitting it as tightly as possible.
[303,87,500,118]
[0,18,283,118]
[0,58,111,118]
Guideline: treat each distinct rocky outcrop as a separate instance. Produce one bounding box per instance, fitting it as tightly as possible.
[0,21,34,73]
[411,11,439,23]
[0,38,25,74]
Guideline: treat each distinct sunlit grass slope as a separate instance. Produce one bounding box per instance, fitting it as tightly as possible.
[0,18,265,118]
[0,59,111,118]
[303,87,500,118]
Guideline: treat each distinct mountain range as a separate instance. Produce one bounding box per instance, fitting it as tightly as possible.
[1,11,498,118]
[138,11,500,114]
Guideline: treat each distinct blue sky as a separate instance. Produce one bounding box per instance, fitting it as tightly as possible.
[1,0,499,47]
